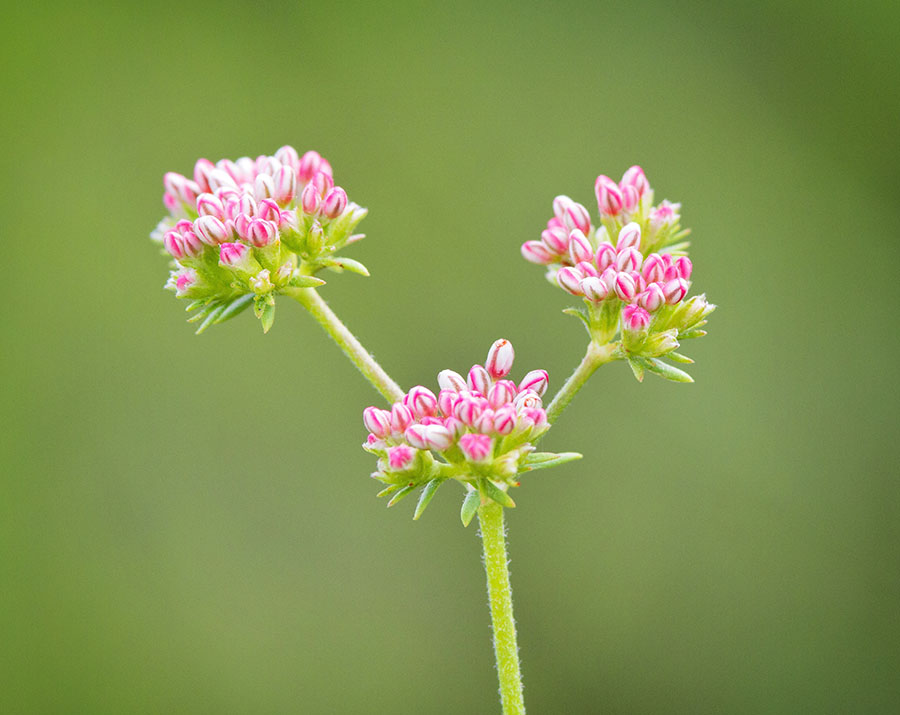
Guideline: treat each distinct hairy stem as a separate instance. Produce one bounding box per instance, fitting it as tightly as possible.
[479,501,525,715]
[545,341,619,424]
[286,288,404,404]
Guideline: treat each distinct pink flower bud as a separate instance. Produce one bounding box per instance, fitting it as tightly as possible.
[637,283,666,312]
[518,369,549,397]
[163,193,179,213]
[443,416,466,440]
[455,394,486,427]
[322,187,348,219]
[649,200,680,228]
[556,266,585,296]
[197,193,225,219]
[552,195,573,221]
[253,173,275,202]
[247,219,276,248]
[486,339,515,379]
[513,389,543,410]
[600,266,618,291]
[300,182,320,214]
[387,445,416,471]
[218,242,251,270]
[297,150,327,183]
[233,214,253,241]
[163,172,188,198]
[493,405,517,435]
[663,264,679,282]
[487,380,517,409]
[164,231,185,259]
[174,269,197,296]
[620,185,640,213]
[565,202,592,234]
[615,247,643,273]
[180,230,204,257]
[422,424,454,451]
[268,165,295,205]
[581,276,609,303]
[391,403,414,433]
[522,407,548,434]
[621,165,650,197]
[193,158,216,193]
[675,256,693,280]
[663,278,689,305]
[568,229,594,264]
[274,145,299,169]
[438,389,460,416]
[614,271,638,302]
[363,406,392,438]
[541,226,569,255]
[521,241,556,265]
[616,222,642,251]
[311,171,334,198]
[405,385,438,418]
[595,242,617,272]
[458,433,493,463]
[207,168,237,192]
[623,304,651,332]
[467,364,492,394]
[595,175,623,216]
[575,260,599,278]
[438,369,467,393]
[257,198,282,223]
[195,215,231,245]
[474,408,496,434]
[641,254,666,283]
[404,424,430,450]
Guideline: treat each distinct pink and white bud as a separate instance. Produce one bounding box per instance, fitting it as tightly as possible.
[467,364,492,395]
[620,165,650,197]
[518,369,549,397]
[615,246,643,273]
[486,339,515,379]
[568,229,594,264]
[641,254,666,283]
[233,213,252,241]
[387,445,416,471]
[595,175,623,216]
[195,215,231,245]
[297,150,328,183]
[443,416,466,440]
[180,230,204,257]
[637,283,666,312]
[663,278,689,305]
[363,407,392,438]
[521,241,556,265]
[487,380,517,409]
[218,242,253,271]
[620,184,640,213]
[514,389,543,410]
[311,171,334,198]
[616,222,642,251]
[565,202,592,234]
[422,424,454,451]
[197,193,225,219]
[474,408,496,434]
[623,304,651,332]
[207,168,238,192]
[193,158,216,193]
[595,242,617,272]
[455,394,486,427]
[675,256,693,280]
[581,275,609,303]
[438,389,460,416]
[300,182,320,214]
[322,187,348,219]
[253,173,275,202]
[522,407,548,434]
[649,200,680,228]
[458,433,493,463]
[247,219,277,248]
[600,266,618,291]
[274,145,300,170]
[174,269,197,297]
[268,165,295,205]
[405,385,438,418]
[493,405,517,435]
[541,226,569,255]
[163,192,179,213]
[438,369,467,393]
[163,172,188,198]
[556,267,585,296]
[576,260,599,278]
[404,424,430,450]
[164,231,185,259]
[552,195,574,221]
[257,198,282,223]
[614,271,638,302]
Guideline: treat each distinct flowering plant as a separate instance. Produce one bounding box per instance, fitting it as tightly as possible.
[151,147,714,714]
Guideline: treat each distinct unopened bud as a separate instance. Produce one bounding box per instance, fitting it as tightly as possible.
[614,271,637,302]
[486,339,515,379]
[518,369,549,397]
[458,433,493,463]
[595,242,617,272]
[663,278,689,305]
[616,222,642,251]
[438,369,467,393]
[595,175,623,216]
[522,240,556,265]
[467,364,492,394]
[568,229,594,264]
[557,267,585,296]
[387,445,416,471]
[322,187,348,219]
[581,276,609,303]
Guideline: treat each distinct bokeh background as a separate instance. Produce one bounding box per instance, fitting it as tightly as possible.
[2,0,899,712]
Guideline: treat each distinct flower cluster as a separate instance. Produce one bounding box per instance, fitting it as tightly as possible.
[522,166,714,380]
[363,340,579,522]
[152,146,369,332]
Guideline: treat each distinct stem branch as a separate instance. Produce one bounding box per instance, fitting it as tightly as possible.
[479,502,525,715]
[545,341,619,424]
[287,288,404,404]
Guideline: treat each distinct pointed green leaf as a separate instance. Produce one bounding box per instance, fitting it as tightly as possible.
[643,357,693,383]
[521,452,583,471]
[187,301,216,323]
[260,302,276,333]
[413,478,444,520]
[290,275,326,288]
[627,357,645,382]
[376,484,403,498]
[195,303,226,334]
[562,306,591,330]
[481,479,516,508]
[324,257,370,276]
[667,351,694,364]
[460,489,481,527]
[185,299,207,313]
[214,294,254,324]
[387,484,416,507]
[677,329,707,340]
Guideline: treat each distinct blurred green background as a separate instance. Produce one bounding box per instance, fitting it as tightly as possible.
[2,0,899,712]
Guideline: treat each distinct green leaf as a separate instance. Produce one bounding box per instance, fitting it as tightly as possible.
[376,484,403,498]
[642,357,694,383]
[186,301,216,323]
[260,302,276,333]
[481,479,515,508]
[460,489,481,527]
[290,275,326,288]
[185,299,207,313]
[413,478,444,520]
[323,257,370,277]
[667,351,694,364]
[195,303,226,334]
[562,305,591,330]
[387,484,416,507]
[521,452,583,471]
[627,357,645,382]
[214,294,254,324]
[677,329,707,340]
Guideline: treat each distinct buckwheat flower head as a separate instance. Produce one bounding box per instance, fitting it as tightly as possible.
[151,145,370,333]
[362,340,581,523]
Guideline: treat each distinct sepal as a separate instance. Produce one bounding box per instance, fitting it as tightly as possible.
[460,489,481,527]
[520,451,583,471]
[413,478,445,520]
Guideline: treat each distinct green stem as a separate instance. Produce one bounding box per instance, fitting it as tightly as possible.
[286,287,404,404]
[545,341,619,424]
[479,502,525,715]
